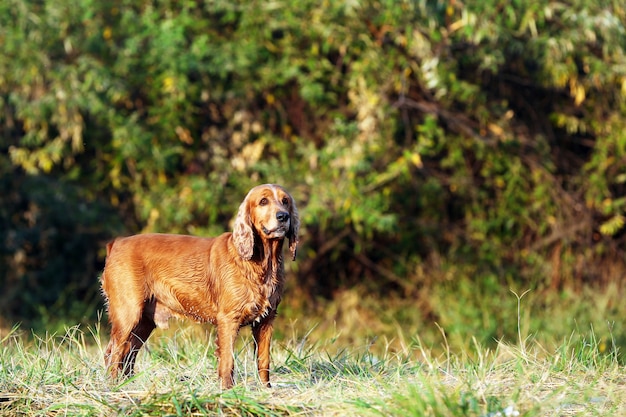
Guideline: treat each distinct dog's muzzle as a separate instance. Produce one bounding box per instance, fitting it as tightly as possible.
[262,211,290,237]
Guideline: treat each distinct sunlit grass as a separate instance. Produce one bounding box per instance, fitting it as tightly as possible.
[280,280,626,365]
[1,283,625,415]
[1,300,625,416]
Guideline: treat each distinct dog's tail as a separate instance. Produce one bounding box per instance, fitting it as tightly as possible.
[106,240,115,257]
[101,240,116,285]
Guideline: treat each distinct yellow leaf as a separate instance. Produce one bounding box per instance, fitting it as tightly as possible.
[599,215,625,236]
[103,27,112,41]
[574,84,585,106]
[175,126,193,144]
[163,76,175,93]
[488,123,504,137]
[570,79,585,106]
[410,152,422,168]
[145,208,160,232]
[39,154,53,173]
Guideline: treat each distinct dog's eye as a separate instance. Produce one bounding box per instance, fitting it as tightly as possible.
[259,197,268,206]
[282,197,289,206]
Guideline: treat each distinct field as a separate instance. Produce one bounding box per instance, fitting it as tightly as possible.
[1,287,625,416]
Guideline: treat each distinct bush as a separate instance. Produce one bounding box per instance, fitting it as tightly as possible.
[1,0,625,327]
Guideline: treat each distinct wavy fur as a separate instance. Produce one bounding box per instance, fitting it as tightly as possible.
[101,184,299,389]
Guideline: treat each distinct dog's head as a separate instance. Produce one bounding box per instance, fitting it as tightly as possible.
[233,184,300,261]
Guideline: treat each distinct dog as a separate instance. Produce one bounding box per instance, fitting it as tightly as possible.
[101,184,299,388]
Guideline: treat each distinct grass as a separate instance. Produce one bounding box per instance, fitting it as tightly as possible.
[1,308,625,417]
[1,283,626,416]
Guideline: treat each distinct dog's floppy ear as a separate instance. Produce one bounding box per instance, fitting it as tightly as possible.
[288,195,300,261]
[232,195,254,260]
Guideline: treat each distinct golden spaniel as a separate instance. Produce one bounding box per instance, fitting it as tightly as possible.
[101,184,299,388]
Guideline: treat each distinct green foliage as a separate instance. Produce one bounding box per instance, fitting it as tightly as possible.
[0,174,123,329]
[1,0,626,327]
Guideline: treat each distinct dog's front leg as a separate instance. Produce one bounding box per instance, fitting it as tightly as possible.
[216,318,239,389]
[252,314,275,387]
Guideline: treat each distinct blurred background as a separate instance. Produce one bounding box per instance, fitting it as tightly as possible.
[1,0,625,358]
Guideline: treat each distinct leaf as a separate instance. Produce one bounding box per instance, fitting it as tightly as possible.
[599,215,625,236]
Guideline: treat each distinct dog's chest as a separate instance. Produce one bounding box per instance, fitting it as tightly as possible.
[241,275,280,325]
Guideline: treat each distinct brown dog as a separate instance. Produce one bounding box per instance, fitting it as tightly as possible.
[101,184,299,388]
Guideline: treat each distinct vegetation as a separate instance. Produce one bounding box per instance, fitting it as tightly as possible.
[0,1,625,413]
[1,312,625,416]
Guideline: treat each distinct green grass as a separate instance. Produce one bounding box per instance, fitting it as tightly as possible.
[1,310,625,416]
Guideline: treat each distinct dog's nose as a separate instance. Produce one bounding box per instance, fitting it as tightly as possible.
[276,211,290,223]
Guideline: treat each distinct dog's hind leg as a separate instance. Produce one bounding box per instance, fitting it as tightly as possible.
[104,294,154,378]
[121,312,156,377]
